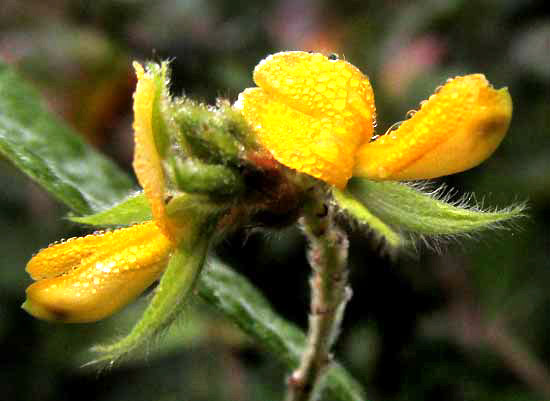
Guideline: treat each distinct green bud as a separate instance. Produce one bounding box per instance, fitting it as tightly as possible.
[215,99,260,151]
[173,100,244,165]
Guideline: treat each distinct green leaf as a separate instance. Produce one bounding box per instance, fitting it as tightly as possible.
[91,236,209,364]
[347,178,526,236]
[332,188,404,248]
[70,192,152,226]
[198,259,367,401]
[0,61,134,214]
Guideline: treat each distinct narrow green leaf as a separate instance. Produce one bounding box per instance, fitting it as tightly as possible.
[0,61,134,214]
[198,259,367,401]
[90,237,209,364]
[332,188,404,248]
[70,192,152,226]
[348,178,526,236]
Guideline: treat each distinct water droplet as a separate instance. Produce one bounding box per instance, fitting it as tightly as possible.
[406,110,417,119]
[384,121,403,136]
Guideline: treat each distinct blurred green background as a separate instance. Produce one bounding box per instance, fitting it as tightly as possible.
[1,1,550,400]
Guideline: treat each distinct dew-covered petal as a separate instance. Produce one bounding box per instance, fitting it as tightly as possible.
[238,87,365,188]
[23,221,172,323]
[354,74,512,180]
[238,51,376,188]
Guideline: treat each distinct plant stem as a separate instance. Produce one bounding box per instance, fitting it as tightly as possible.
[286,190,352,401]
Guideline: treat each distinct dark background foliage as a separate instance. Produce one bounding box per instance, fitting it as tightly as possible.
[1,1,550,400]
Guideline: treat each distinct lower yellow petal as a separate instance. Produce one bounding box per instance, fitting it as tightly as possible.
[354,74,512,180]
[23,221,173,323]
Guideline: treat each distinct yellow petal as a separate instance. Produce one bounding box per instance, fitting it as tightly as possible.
[132,62,182,240]
[354,74,512,180]
[26,226,149,281]
[23,221,173,323]
[238,51,375,188]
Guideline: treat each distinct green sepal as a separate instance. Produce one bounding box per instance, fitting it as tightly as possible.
[215,99,260,151]
[69,192,152,226]
[164,193,229,226]
[145,61,172,159]
[170,158,244,197]
[89,234,210,364]
[332,188,404,248]
[347,178,526,237]
[173,98,244,165]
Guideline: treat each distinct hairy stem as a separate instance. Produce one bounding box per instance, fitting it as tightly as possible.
[285,189,352,401]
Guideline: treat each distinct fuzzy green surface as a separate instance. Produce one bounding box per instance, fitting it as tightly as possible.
[347,178,525,237]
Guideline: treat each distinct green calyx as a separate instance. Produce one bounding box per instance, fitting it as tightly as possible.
[143,61,261,202]
[139,61,312,232]
[169,157,244,198]
[172,98,246,165]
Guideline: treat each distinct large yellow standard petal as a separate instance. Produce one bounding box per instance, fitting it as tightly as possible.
[354,74,512,180]
[23,221,173,323]
[237,51,376,188]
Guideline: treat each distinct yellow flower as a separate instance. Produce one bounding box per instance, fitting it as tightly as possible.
[237,51,512,188]
[23,63,178,323]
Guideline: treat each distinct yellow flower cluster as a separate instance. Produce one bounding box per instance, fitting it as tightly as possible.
[23,51,512,323]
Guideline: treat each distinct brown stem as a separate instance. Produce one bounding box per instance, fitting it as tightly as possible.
[285,189,351,401]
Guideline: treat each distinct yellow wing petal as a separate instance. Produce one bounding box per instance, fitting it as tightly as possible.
[354,74,512,180]
[23,221,172,323]
[238,51,375,188]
